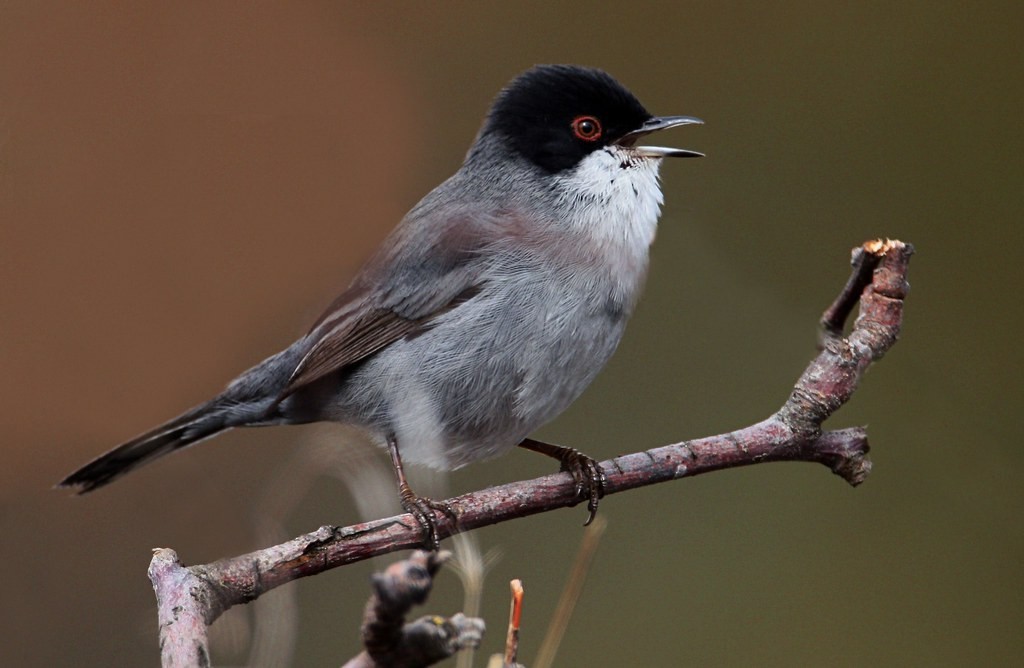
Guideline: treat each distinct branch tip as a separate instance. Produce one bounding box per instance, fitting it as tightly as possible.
[349,550,484,667]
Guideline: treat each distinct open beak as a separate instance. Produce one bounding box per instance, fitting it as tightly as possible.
[615,115,704,158]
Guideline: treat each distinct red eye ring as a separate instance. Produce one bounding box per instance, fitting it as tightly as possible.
[571,115,602,141]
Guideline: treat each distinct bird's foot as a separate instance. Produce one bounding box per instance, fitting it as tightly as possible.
[558,447,606,525]
[399,488,457,551]
[519,438,606,525]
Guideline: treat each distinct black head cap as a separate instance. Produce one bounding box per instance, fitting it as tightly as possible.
[481,65,654,173]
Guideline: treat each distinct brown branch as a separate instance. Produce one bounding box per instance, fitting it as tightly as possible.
[342,550,485,668]
[149,239,913,667]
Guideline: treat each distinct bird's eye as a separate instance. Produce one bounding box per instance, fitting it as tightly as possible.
[571,115,603,142]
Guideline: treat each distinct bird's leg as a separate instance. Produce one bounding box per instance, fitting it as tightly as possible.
[386,434,456,550]
[518,438,606,525]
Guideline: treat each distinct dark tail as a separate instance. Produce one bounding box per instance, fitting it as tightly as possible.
[58,399,236,493]
[59,344,307,493]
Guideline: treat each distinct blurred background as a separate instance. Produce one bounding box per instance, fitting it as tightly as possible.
[2,2,1021,666]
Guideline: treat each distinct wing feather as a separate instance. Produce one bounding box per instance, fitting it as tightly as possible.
[281,209,494,396]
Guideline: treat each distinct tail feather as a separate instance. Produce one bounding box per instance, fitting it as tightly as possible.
[58,400,233,493]
[59,345,306,493]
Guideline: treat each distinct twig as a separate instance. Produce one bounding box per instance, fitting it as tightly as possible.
[147,239,913,667]
[504,579,524,667]
[341,550,485,668]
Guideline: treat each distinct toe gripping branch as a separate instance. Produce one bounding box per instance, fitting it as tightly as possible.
[518,437,607,525]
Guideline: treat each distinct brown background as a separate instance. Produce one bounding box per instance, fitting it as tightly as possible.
[2,2,1021,666]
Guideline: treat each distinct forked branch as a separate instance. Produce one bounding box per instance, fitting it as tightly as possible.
[149,239,914,667]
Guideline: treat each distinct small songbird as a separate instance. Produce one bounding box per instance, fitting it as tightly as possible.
[60,65,702,547]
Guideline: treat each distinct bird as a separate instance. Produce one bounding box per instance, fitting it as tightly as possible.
[59,64,702,548]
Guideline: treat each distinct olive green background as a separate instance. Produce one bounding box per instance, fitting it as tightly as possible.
[2,2,1021,666]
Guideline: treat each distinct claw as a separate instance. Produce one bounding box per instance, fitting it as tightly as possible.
[568,453,606,526]
[400,492,456,551]
[519,438,606,525]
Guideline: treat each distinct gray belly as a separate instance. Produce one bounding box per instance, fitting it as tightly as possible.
[326,273,632,469]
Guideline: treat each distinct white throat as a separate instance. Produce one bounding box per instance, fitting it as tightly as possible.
[553,145,666,254]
